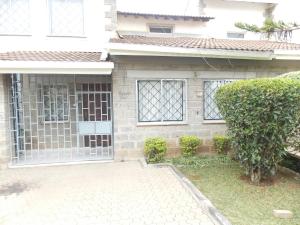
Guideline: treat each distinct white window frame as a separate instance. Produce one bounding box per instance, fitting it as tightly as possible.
[0,0,31,36]
[148,24,174,34]
[136,79,187,126]
[47,0,85,37]
[203,79,235,123]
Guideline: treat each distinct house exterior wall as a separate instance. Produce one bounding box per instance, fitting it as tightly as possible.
[111,56,300,160]
[117,15,207,35]
[0,0,116,52]
[0,74,10,167]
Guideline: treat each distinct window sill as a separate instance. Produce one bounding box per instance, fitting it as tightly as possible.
[0,33,31,37]
[136,121,188,127]
[202,120,226,124]
[47,34,87,38]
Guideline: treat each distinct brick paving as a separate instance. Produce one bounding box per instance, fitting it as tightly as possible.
[0,161,215,225]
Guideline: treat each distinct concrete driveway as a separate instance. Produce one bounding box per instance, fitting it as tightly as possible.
[0,161,218,225]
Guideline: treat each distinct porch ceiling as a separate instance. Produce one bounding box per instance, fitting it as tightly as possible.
[0,51,114,74]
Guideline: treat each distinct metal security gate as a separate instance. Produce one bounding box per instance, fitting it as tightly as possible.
[8,74,113,165]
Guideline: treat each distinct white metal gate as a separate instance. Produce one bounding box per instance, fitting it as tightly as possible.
[8,74,113,165]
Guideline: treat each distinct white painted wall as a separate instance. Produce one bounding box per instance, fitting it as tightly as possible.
[0,0,107,52]
[117,16,207,35]
[116,0,271,39]
[272,0,300,43]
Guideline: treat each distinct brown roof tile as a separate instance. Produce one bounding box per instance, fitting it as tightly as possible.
[0,51,103,62]
[110,35,300,52]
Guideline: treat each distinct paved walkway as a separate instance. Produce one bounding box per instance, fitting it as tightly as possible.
[0,161,216,225]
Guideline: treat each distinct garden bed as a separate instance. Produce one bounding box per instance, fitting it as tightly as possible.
[170,155,300,225]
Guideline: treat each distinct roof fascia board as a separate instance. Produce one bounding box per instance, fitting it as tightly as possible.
[109,43,273,60]
[274,50,300,60]
[0,61,114,74]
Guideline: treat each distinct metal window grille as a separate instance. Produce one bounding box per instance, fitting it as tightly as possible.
[0,0,30,34]
[8,74,113,165]
[42,85,69,122]
[49,0,84,36]
[137,80,186,122]
[204,80,233,120]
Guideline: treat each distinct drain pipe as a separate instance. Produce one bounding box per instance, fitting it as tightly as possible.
[11,73,23,157]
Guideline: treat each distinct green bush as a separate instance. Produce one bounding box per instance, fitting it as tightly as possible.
[179,135,202,157]
[213,135,231,154]
[144,137,167,163]
[278,71,300,80]
[279,71,300,152]
[215,78,300,184]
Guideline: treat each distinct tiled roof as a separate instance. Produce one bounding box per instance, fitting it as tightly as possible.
[110,35,300,52]
[117,11,214,21]
[0,51,103,62]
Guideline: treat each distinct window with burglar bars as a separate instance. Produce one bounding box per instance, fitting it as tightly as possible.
[204,80,233,120]
[0,0,30,35]
[137,80,186,123]
[41,85,69,122]
[49,0,84,36]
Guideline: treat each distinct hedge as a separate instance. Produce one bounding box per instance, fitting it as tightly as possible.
[215,78,300,184]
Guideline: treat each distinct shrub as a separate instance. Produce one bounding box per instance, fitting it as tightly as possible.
[215,78,300,184]
[279,71,300,152]
[144,137,167,163]
[179,135,202,157]
[278,71,300,80]
[213,135,231,154]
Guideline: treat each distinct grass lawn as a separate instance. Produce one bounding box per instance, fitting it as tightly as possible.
[170,156,300,225]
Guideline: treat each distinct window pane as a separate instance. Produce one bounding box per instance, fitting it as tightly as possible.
[49,0,84,36]
[149,26,172,33]
[227,32,244,39]
[162,80,184,121]
[0,0,30,34]
[42,85,69,122]
[204,80,233,120]
[138,81,161,122]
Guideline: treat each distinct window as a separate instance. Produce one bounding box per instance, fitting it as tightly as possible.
[149,25,173,33]
[204,80,233,120]
[137,80,186,123]
[227,32,244,39]
[49,0,84,36]
[43,85,69,122]
[0,0,30,35]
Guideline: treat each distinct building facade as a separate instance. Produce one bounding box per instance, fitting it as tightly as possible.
[1,0,300,166]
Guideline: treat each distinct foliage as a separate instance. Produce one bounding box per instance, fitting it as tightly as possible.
[235,18,299,41]
[278,71,300,152]
[144,137,167,163]
[213,135,231,154]
[179,135,202,157]
[215,78,300,184]
[279,71,300,80]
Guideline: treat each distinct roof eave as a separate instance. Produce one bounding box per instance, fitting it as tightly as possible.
[109,43,274,60]
[274,50,300,60]
[0,61,114,74]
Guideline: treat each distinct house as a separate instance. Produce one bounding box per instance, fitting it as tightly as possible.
[1,0,300,166]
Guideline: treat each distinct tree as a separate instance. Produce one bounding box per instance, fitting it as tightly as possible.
[235,18,300,41]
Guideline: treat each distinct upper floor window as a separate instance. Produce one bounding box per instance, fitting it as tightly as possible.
[149,25,173,34]
[137,79,186,123]
[227,32,244,39]
[204,80,233,120]
[0,0,30,35]
[49,0,84,36]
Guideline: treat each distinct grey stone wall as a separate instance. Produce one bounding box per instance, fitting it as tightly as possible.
[0,74,10,168]
[112,56,300,160]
